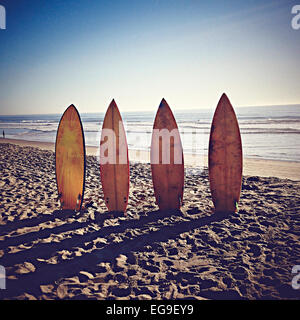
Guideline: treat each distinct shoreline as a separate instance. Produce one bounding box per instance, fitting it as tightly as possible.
[1,137,300,180]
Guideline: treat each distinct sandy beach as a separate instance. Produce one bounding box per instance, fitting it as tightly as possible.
[0,139,299,300]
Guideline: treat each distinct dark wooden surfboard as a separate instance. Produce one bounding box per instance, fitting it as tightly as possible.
[151,99,184,210]
[55,105,86,211]
[100,100,130,212]
[208,93,243,214]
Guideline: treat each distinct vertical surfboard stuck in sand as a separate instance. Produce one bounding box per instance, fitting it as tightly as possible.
[151,99,184,211]
[100,100,130,213]
[209,93,243,214]
[55,105,86,211]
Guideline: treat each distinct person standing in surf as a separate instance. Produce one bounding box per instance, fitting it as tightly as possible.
[2,130,4,139]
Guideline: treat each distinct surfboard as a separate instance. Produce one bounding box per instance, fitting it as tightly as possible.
[208,93,243,214]
[151,99,184,211]
[55,105,86,211]
[100,100,130,212]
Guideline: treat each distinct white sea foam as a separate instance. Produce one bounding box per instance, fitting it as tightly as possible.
[1,105,300,162]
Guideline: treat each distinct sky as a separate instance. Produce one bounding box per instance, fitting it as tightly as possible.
[0,0,299,115]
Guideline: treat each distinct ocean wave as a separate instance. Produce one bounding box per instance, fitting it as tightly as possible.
[4,127,300,135]
[240,129,300,134]
[238,119,300,125]
[20,120,57,123]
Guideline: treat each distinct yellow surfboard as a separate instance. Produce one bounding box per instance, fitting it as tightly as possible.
[55,105,86,211]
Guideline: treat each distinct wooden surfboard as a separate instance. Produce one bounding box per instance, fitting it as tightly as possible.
[100,100,130,212]
[55,105,86,211]
[151,99,184,211]
[208,93,243,214]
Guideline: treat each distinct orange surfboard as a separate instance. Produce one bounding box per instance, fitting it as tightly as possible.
[209,93,243,214]
[100,100,130,212]
[151,99,184,211]
[55,105,86,211]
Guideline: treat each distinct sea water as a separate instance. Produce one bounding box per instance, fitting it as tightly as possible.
[0,105,300,162]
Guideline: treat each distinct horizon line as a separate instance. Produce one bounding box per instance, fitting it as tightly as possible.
[0,102,300,117]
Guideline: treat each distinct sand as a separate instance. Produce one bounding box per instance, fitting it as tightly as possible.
[0,139,299,300]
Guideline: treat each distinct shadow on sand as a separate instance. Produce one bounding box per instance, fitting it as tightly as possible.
[0,208,230,299]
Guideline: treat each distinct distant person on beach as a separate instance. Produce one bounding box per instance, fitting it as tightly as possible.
[2,130,4,139]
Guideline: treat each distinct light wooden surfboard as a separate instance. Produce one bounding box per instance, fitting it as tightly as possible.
[151,99,184,211]
[209,93,243,214]
[55,105,86,211]
[100,100,130,212]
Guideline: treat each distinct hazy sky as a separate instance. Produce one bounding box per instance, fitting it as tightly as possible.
[0,0,299,115]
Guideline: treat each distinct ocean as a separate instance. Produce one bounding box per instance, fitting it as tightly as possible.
[1,104,300,162]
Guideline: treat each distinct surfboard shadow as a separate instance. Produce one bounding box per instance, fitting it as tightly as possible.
[0,209,78,237]
[97,208,182,220]
[0,208,183,266]
[0,210,227,299]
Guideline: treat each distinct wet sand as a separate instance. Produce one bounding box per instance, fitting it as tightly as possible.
[0,140,299,300]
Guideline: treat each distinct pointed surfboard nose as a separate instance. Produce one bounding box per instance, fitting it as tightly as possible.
[221,92,229,100]
[155,98,178,126]
[159,98,170,109]
[216,93,235,114]
[218,93,231,106]
[107,99,122,120]
[65,104,77,112]
[109,99,117,108]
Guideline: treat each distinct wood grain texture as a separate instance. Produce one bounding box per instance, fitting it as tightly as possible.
[209,93,243,214]
[55,105,86,211]
[151,99,184,211]
[100,100,129,212]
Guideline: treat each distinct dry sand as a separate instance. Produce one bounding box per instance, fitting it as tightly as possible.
[0,139,299,300]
